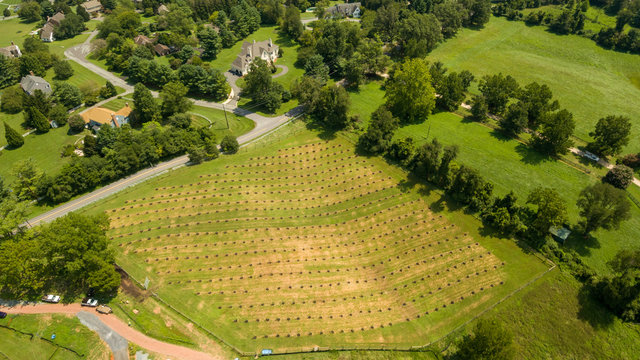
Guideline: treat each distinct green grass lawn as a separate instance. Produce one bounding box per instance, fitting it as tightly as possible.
[83,125,548,353]
[0,313,109,360]
[484,269,640,359]
[1,17,38,41]
[426,16,640,154]
[348,81,640,274]
[0,123,89,182]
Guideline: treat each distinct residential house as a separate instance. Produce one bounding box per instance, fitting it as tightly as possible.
[326,2,361,18]
[20,74,52,96]
[230,39,279,76]
[157,4,169,14]
[81,104,132,132]
[134,34,153,46]
[40,12,65,42]
[154,43,170,56]
[81,0,102,14]
[0,42,22,58]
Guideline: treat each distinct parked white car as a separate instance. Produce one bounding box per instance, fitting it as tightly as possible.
[41,294,60,303]
[81,298,99,307]
[582,151,600,162]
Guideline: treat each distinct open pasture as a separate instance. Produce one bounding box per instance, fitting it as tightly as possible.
[99,130,548,352]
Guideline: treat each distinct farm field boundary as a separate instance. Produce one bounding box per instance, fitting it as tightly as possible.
[91,128,550,354]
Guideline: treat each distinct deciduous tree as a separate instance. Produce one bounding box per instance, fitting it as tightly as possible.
[532,109,575,156]
[455,319,515,360]
[603,165,634,189]
[526,187,568,236]
[577,182,631,234]
[160,81,193,117]
[358,106,399,154]
[588,115,632,156]
[385,58,435,123]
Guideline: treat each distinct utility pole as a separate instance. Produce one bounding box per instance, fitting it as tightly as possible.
[222,103,230,129]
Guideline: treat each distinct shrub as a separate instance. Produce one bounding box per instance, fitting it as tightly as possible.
[68,114,86,133]
[603,165,634,189]
[220,135,239,154]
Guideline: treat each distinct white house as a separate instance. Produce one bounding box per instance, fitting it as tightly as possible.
[230,39,279,76]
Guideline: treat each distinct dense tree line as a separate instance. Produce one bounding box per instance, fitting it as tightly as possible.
[0,186,120,300]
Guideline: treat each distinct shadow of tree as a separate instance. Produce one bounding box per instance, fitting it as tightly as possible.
[577,284,616,330]
[564,230,601,258]
[514,143,549,165]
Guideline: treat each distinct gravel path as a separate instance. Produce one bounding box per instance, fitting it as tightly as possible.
[77,311,129,360]
[0,303,220,360]
[272,64,289,79]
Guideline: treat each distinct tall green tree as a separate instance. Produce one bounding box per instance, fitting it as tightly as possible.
[11,158,43,200]
[197,28,222,59]
[18,1,41,22]
[53,60,74,80]
[385,58,435,123]
[588,115,632,156]
[478,73,519,115]
[526,187,568,236]
[532,109,575,156]
[160,81,193,117]
[455,319,515,360]
[132,83,159,125]
[358,106,399,154]
[4,121,24,148]
[595,249,640,322]
[52,82,83,109]
[0,54,19,88]
[256,0,284,24]
[28,107,50,133]
[304,55,329,83]
[281,5,304,39]
[577,182,631,234]
[517,82,559,130]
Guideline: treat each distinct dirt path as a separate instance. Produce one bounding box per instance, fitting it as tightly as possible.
[569,147,640,186]
[0,303,222,360]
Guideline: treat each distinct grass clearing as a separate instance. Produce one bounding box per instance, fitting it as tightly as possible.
[427,16,640,153]
[485,269,640,359]
[0,313,109,360]
[84,127,548,353]
[348,82,640,274]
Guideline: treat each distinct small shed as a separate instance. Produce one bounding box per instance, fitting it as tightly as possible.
[154,43,170,56]
[549,225,571,244]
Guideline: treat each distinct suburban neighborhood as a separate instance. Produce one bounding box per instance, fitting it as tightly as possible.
[1,0,640,359]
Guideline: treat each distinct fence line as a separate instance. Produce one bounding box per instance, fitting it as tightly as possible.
[627,191,640,209]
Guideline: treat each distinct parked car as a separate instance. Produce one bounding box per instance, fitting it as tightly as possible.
[41,295,60,303]
[96,305,112,314]
[0,311,7,319]
[81,298,99,307]
[582,151,600,162]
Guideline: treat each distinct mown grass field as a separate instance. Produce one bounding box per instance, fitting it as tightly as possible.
[85,126,548,353]
[0,313,109,360]
[427,16,640,154]
[349,78,640,275]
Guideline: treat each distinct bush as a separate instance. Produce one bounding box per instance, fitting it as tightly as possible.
[220,135,239,154]
[53,60,74,80]
[68,114,86,133]
[620,153,640,169]
[188,146,206,164]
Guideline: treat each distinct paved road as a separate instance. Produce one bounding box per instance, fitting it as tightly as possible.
[0,303,220,360]
[77,311,129,360]
[27,32,304,227]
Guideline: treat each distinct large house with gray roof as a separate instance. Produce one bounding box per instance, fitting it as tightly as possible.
[230,39,279,76]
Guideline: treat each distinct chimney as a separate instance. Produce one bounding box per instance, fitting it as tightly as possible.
[10,41,14,45]
[269,38,272,47]
[29,71,34,76]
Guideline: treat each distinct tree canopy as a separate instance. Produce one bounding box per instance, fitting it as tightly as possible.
[385,58,435,123]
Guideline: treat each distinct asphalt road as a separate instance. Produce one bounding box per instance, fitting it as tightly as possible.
[26,32,304,227]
